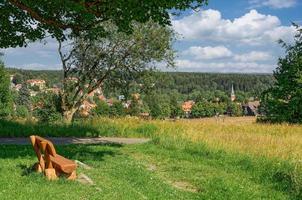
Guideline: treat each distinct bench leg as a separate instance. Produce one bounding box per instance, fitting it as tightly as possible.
[33,162,43,173]
[66,170,77,180]
[45,168,58,180]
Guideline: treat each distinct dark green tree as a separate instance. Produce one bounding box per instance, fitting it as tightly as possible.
[12,73,24,85]
[0,60,13,118]
[260,25,302,123]
[0,0,208,48]
[16,84,31,109]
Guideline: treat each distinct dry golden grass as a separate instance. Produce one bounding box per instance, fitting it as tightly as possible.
[151,117,302,162]
[90,116,302,162]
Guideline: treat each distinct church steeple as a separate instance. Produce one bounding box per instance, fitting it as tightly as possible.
[231,84,236,102]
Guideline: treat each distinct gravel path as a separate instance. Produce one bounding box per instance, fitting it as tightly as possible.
[0,137,151,145]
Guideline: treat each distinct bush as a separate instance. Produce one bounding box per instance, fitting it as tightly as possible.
[109,101,126,117]
[15,105,30,118]
[92,100,110,116]
[191,101,226,118]
[33,92,62,123]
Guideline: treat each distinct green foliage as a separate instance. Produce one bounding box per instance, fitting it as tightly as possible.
[15,84,31,109]
[7,68,274,104]
[169,95,183,118]
[144,92,171,119]
[128,96,142,116]
[15,105,30,118]
[227,102,243,117]
[33,92,62,123]
[92,100,110,117]
[109,101,126,117]
[11,73,24,85]
[191,101,226,118]
[260,25,302,123]
[0,0,207,48]
[60,20,175,122]
[0,62,13,118]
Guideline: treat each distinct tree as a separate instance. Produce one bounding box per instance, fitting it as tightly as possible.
[0,60,13,118]
[33,92,62,123]
[169,92,183,118]
[15,83,31,118]
[227,102,242,117]
[260,25,302,123]
[191,100,227,118]
[144,92,171,119]
[58,21,175,122]
[16,84,31,109]
[12,73,24,85]
[0,0,208,48]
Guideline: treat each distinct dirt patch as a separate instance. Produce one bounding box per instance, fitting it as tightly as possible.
[146,164,157,172]
[170,181,199,193]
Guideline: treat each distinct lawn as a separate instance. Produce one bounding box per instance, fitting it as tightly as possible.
[0,117,301,199]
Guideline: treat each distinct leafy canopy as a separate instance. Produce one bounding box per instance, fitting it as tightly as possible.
[0,0,207,48]
[260,25,302,123]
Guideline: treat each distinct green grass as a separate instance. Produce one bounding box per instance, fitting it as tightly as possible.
[0,141,300,199]
[0,117,301,199]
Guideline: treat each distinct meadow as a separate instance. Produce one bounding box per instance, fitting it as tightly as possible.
[0,117,301,199]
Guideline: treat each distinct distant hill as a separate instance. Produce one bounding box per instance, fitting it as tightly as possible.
[7,68,274,99]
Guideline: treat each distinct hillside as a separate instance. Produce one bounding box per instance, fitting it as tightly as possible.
[7,68,274,100]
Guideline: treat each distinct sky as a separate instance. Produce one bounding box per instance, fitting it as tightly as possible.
[2,0,302,73]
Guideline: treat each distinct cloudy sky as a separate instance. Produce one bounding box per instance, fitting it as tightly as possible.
[3,0,302,73]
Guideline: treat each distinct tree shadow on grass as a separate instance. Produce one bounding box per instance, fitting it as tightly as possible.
[0,143,123,162]
[0,119,100,137]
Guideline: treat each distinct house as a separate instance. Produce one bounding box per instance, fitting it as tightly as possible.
[79,100,97,117]
[45,87,61,95]
[26,79,46,90]
[182,100,195,117]
[243,101,260,116]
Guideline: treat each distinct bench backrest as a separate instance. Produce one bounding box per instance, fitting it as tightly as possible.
[30,135,57,170]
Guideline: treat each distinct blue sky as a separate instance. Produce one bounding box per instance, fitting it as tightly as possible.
[3,0,302,73]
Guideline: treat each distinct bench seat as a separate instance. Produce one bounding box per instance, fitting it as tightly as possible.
[50,154,76,174]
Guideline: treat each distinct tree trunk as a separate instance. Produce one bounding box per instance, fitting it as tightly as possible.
[63,109,77,124]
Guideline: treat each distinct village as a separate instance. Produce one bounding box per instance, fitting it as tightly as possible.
[9,74,260,120]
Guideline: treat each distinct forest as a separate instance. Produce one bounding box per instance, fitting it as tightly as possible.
[7,68,274,101]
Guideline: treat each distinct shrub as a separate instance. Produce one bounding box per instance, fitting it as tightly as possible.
[109,101,126,117]
[15,105,30,118]
[92,100,110,116]
[33,92,62,123]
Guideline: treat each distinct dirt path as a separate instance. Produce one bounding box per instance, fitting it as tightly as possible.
[0,137,151,145]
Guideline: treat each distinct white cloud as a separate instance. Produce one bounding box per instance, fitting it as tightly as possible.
[234,51,272,62]
[183,46,233,60]
[172,9,296,45]
[175,59,275,73]
[249,0,296,9]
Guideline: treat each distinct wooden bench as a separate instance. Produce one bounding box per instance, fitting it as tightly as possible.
[30,135,77,180]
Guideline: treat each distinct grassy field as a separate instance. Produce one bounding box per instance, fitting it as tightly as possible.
[0,117,301,199]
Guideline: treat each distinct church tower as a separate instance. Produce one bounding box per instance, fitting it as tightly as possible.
[231,84,236,102]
